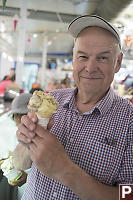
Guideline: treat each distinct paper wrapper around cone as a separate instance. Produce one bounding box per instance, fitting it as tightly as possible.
[37,114,50,129]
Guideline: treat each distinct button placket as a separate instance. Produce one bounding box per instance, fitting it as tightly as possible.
[78,115,82,120]
[70,138,74,142]
[53,192,57,197]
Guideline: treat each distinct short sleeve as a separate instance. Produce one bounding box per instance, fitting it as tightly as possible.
[117,108,133,184]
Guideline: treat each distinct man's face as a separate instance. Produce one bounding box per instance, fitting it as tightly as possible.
[72,27,123,96]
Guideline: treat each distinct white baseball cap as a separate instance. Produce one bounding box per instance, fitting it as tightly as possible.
[68,15,121,48]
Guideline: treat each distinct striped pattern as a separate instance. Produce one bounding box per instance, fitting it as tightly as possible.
[22,87,133,200]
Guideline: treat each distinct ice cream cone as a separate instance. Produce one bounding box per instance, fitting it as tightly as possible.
[37,114,49,129]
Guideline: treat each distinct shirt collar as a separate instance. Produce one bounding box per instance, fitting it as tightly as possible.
[63,87,115,115]
[63,87,77,109]
[95,87,115,115]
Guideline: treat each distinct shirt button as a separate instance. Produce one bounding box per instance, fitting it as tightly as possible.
[70,138,74,142]
[53,192,57,197]
[79,116,82,120]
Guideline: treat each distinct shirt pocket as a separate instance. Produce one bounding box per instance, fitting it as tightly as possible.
[72,139,122,185]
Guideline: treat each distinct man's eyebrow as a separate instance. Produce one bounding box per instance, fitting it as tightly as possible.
[77,50,87,55]
[98,50,112,55]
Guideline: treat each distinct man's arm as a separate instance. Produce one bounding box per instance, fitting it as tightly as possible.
[12,143,32,170]
[59,161,119,200]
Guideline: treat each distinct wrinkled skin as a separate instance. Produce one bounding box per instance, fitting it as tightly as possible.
[16,112,72,180]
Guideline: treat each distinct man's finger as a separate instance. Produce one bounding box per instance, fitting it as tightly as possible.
[28,112,38,123]
[16,129,32,144]
[18,123,35,139]
[31,135,42,146]
[21,115,36,131]
[34,124,50,138]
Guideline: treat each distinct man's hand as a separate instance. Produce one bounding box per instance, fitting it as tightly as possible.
[16,112,38,146]
[29,126,71,180]
[16,112,54,145]
[16,112,71,180]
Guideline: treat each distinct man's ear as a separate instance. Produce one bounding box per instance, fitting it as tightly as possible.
[115,52,123,73]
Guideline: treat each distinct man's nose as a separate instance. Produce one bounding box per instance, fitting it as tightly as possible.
[85,58,97,72]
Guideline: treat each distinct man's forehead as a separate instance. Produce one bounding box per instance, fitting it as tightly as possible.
[73,41,119,56]
[74,28,119,50]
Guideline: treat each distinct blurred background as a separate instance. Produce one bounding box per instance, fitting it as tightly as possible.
[0,0,132,95]
[0,1,133,199]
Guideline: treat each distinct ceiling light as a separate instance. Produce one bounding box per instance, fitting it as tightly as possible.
[33,33,38,38]
[2,52,7,59]
[47,41,52,46]
[8,56,13,62]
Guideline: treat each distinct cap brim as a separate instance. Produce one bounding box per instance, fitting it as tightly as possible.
[68,15,121,47]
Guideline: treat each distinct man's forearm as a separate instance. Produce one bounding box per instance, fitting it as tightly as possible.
[12,143,32,170]
[60,162,118,200]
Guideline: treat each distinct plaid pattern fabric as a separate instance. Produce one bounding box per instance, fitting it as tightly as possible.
[22,87,133,200]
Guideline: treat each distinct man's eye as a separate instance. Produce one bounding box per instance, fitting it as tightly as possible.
[79,55,87,59]
[97,56,108,63]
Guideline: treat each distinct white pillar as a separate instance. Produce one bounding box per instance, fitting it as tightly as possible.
[15,0,27,88]
[39,36,48,89]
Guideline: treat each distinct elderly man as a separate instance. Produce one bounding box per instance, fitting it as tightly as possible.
[16,15,133,200]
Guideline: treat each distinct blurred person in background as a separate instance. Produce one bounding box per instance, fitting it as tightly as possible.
[0,75,20,99]
[11,93,32,174]
[3,76,20,102]
[1,93,32,186]
[60,78,71,88]
[6,76,20,93]
[0,93,32,199]
[0,78,13,96]
[2,68,15,81]
[46,78,61,92]
[31,82,41,89]
[60,74,73,88]
[29,87,44,94]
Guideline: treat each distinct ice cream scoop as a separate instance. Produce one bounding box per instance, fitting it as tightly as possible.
[28,90,59,118]
[28,90,59,127]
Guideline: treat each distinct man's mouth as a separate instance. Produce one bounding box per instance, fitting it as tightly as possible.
[80,76,102,79]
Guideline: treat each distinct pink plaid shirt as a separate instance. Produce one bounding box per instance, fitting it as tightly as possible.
[22,87,133,200]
